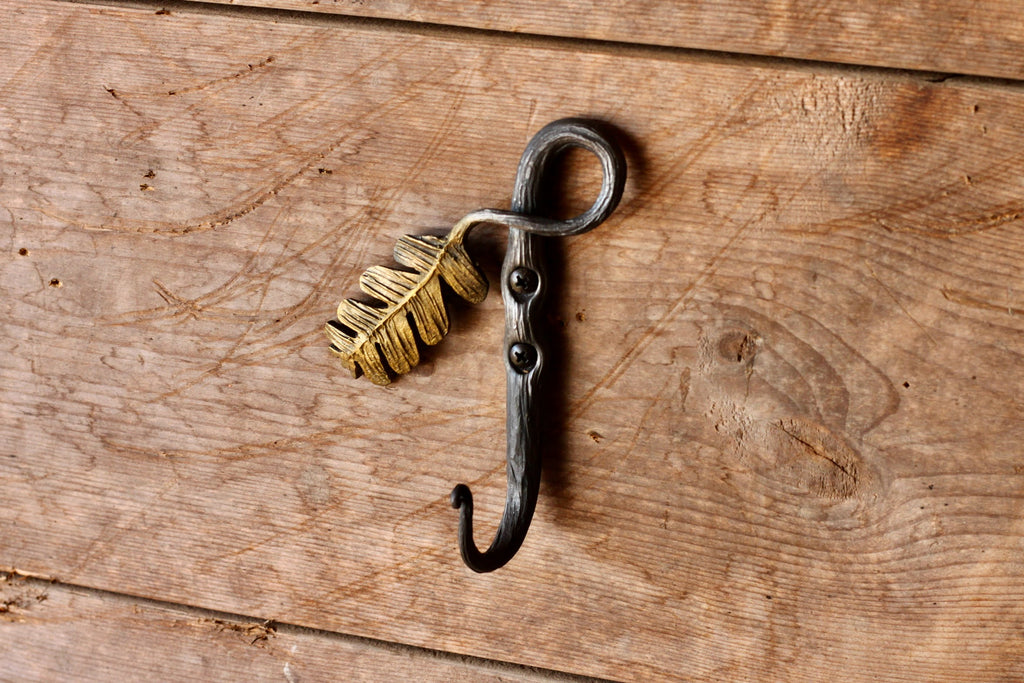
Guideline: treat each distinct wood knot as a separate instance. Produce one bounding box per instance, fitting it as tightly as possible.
[717,329,761,365]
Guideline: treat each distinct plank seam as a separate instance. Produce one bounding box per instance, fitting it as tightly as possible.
[2,569,615,682]
[54,0,1024,88]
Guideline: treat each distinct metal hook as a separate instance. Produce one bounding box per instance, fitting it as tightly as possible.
[449,119,627,572]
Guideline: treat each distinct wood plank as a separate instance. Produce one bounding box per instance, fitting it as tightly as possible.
[173,0,1024,80]
[2,1,1024,680]
[0,572,566,682]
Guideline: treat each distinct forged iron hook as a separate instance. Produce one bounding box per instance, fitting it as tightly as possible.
[449,119,627,572]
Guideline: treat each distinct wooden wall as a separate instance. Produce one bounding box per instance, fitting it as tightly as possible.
[2,0,1023,680]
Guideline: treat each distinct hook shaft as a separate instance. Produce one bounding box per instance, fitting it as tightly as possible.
[450,119,626,572]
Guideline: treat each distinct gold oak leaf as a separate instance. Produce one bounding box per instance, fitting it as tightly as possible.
[324,225,488,385]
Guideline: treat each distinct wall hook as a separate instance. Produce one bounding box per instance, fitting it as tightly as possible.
[326,119,626,572]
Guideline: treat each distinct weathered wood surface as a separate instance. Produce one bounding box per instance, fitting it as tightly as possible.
[181,0,1024,80]
[0,573,562,682]
[3,1,1024,680]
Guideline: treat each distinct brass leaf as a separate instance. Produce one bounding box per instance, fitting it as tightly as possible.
[325,226,487,385]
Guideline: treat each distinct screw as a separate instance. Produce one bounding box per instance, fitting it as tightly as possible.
[508,342,537,373]
[508,267,538,295]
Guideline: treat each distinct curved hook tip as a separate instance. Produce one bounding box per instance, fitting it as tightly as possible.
[450,482,521,572]
[451,483,495,573]
[450,483,472,510]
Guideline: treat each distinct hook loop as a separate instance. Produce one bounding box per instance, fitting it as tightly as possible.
[450,118,626,572]
[448,119,627,242]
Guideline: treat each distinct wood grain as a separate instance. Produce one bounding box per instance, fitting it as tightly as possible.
[176,0,1024,80]
[0,573,566,682]
[2,1,1024,680]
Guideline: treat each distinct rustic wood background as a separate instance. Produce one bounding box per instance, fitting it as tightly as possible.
[2,0,1023,680]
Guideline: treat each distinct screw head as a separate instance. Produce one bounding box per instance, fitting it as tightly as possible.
[508,342,538,373]
[508,267,538,295]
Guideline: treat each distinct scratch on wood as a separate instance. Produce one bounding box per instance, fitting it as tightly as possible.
[37,130,355,235]
[773,418,861,499]
[868,266,936,345]
[942,286,1019,316]
[0,14,74,99]
[788,207,1024,239]
[151,279,262,323]
[65,472,187,576]
[165,56,275,97]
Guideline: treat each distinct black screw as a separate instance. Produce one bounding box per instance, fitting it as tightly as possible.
[508,267,538,295]
[508,342,537,373]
